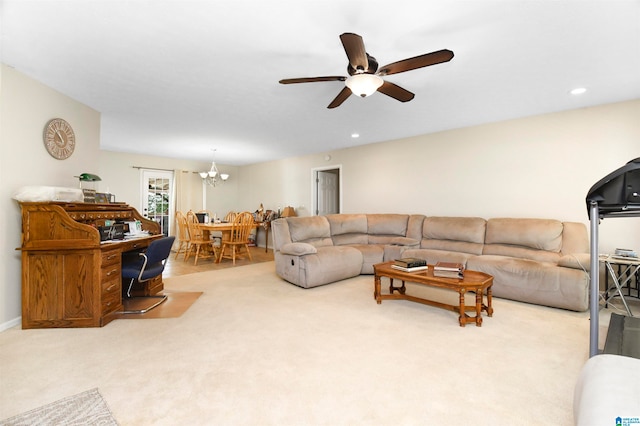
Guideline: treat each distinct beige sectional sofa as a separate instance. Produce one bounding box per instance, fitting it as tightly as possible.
[271,213,590,311]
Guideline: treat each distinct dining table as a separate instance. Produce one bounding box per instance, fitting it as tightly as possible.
[198,221,269,252]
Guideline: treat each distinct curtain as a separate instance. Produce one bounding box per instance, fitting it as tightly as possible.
[174,169,204,218]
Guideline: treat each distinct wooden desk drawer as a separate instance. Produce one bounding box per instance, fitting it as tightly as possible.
[101,276,120,295]
[101,249,120,267]
[101,288,122,315]
[129,274,163,297]
[147,275,163,295]
[101,264,121,282]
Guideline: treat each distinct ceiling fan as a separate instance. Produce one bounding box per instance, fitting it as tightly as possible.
[279,32,454,109]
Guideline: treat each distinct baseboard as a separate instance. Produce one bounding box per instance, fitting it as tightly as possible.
[0,316,21,332]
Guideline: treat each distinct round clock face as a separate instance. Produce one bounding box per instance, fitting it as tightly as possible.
[43,118,76,160]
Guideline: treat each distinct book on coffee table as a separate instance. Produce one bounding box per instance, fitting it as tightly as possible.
[434,261,464,271]
[391,264,429,273]
[433,269,464,278]
[394,257,427,268]
[433,261,464,278]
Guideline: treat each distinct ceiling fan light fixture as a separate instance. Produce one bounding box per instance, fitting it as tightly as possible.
[345,74,383,97]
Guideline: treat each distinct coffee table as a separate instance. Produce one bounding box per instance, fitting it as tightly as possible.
[373,261,494,327]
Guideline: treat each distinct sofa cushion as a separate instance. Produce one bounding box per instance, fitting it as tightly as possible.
[327,214,369,245]
[561,222,590,255]
[467,254,589,311]
[347,244,384,274]
[333,233,369,245]
[421,216,486,255]
[558,253,591,272]
[287,216,333,247]
[424,216,486,243]
[401,248,477,266]
[366,214,409,245]
[280,242,318,256]
[274,245,363,289]
[485,218,563,252]
[483,244,560,264]
[389,237,419,246]
[367,214,408,235]
[326,214,367,235]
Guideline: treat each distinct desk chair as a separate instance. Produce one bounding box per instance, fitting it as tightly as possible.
[217,211,254,265]
[121,236,175,314]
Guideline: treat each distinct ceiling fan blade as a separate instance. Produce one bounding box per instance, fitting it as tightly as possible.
[377,49,454,76]
[377,81,415,102]
[279,76,346,84]
[340,33,368,72]
[327,86,352,109]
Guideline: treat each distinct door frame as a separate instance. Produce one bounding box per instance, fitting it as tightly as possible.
[311,164,342,216]
[139,168,175,236]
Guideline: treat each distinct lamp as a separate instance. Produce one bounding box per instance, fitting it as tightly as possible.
[74,173,101,189]
[76,173,101,182]
[345,73,383,97]
[281,206,297,218]
[199,149,229,187]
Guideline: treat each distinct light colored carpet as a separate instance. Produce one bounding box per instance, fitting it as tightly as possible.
[0,261,594,425]
[0,388,117,426]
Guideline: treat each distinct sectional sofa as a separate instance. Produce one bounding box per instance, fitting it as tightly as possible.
[271,213,590,311]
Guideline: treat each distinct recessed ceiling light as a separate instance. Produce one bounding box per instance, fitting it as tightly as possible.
[351,133,360,138]
[570,87,587,95]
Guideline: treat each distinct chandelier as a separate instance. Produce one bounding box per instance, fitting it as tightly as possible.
[199,150,229,186]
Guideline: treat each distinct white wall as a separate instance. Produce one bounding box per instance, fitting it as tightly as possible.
[98,150,239,220]
[1,62,638,329]
[0,64,101,329]
[238,100,640,254]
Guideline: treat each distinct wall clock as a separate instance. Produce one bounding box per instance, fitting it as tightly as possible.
[43,118,76,160]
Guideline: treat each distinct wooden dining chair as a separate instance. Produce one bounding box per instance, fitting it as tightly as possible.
[217,211,254,265]
[199,209,222,246]
[223,211,237,222]
[186,210,198,223]
[174,211,191,260]
[185,212,216,265]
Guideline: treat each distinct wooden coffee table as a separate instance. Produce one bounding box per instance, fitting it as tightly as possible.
[373,261,494,327]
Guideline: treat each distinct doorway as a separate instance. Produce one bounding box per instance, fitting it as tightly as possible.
[312,166,341,216]
[140,169,174,236]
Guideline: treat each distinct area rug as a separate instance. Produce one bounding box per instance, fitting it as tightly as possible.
[117,291,202,319]
[0,388,117,426]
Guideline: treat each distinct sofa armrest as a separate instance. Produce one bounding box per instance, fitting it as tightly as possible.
[280,242,318,256]
[558,253,591,272]
[389,237,420,247]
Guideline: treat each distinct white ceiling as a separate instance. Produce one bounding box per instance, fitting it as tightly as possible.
[2,1,639,166]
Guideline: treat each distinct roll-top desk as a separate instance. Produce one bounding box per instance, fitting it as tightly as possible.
[18,202,163,329]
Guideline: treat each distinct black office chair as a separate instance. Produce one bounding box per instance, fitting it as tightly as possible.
[121,236,175,314]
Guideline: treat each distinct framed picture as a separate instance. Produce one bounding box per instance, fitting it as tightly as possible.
[95,192,110,204]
